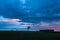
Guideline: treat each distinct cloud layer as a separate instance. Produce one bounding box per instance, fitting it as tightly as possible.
[0,0,60,23]
[0,0,60,31]
[0,16,60,31]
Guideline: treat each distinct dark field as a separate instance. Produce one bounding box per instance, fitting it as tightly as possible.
[0,31,60,40]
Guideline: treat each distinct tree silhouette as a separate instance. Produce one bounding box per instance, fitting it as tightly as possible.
[27,26,31,31]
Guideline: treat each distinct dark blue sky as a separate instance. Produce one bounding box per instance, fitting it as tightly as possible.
[0,0,60,23]
[0,0,60,31]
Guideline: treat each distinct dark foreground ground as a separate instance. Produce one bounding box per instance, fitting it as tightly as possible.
[0,31,60,40]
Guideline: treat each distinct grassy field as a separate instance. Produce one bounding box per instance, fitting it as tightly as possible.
[0,31,60,40]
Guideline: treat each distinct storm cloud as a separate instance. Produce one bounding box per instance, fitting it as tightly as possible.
[0,0,60,23]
